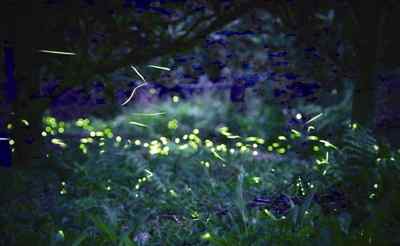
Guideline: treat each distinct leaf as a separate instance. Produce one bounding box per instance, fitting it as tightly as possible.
[71,233,88,246]
[89,214,117,242]
[118,232,136,246]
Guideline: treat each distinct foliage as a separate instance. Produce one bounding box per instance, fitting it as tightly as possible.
[1,91,400,245]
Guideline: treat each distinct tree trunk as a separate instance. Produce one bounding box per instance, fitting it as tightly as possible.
[3,2,50,169]
[344,0,384,228]
[350,1,381,129]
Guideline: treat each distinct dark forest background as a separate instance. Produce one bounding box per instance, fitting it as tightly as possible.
[1,1,400,245]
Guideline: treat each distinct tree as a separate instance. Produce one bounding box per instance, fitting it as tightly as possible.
[0,0,273,170]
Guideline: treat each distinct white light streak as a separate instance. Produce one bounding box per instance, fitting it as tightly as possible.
[131,112,166,116]
[147,65,171,71]
[121,82,148,106]
[305,113,323,124]
[128,121,148,128]
[130,65,146,82]
[38,50,76,55]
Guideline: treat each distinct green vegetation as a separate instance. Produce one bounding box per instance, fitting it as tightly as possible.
[1,93,399,245]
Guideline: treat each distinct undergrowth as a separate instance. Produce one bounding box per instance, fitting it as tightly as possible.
[1,92,399,246]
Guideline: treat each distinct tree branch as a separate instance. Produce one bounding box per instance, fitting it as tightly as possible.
[93,0,270,75]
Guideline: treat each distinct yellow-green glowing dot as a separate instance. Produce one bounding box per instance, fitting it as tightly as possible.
[116,136,122,142]
[296,113,302,120]
[90,131,96,137]
[268,146,273,151]
[162,146,170,154]
[7,124,13,129]
[58,128,64,133]
[277,148,286,154]
[143,143,149,148]
[174,138,180,144]
[193,128,200,134]
[278,136,287,141]
[21,119,29,126]
[41,131,47,137]
[169,189,178,197]
[313,146,320,152]
[307,135,319,141]
[257,138,265,144]
[172,95,179,103]
[179,144,188,150]
[45,126,52,132]
[134,140,141,145]
[168,119,178,129]
[252,176,261,183]
[9,139,15,145]
[201,232,211,240]
[160,136,168,145]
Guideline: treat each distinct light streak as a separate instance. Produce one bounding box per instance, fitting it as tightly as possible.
[211,149,226,162]
[131,112,166,116]
[305,113,323,124]
[38,50,76,55]
[121,82,148,106]
[147,65,171,71]
[130,65,146,82]
[129,121,149,128]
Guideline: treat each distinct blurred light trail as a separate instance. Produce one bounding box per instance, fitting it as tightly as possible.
[38,50,76,55]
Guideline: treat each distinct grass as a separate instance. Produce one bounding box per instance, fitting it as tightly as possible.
[1,91,400,245]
